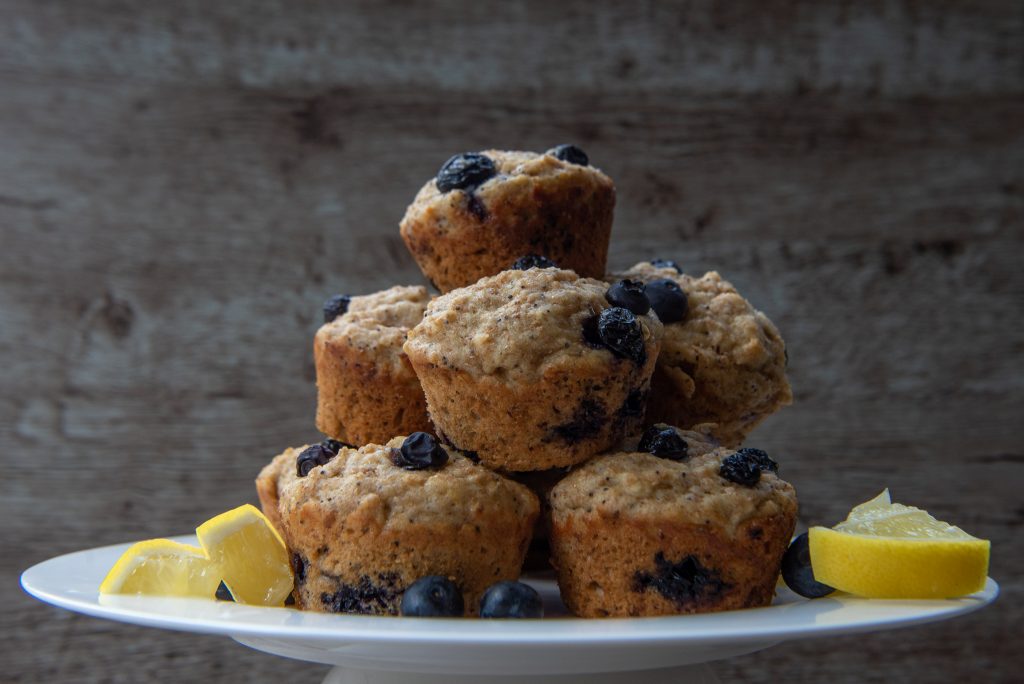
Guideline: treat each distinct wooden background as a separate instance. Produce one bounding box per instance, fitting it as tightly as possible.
[3,1,1022,681]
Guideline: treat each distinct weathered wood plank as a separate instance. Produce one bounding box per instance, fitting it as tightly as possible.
[1,0,1021,96]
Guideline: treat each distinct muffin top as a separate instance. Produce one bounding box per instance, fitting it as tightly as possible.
[317,285,429,371]
[549,427,797,537]
[611,262,787,372]
[402,149,613,232]
[278,436,539,529]
[404,268,663,383]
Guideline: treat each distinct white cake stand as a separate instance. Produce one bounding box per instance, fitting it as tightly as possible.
[21,536,998,684]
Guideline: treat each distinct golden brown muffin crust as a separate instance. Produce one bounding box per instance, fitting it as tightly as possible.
[278,437,539,615]
[400,149,615,292]
[406,268,661,383]
[549,433,797,617]
[404,269,663,470]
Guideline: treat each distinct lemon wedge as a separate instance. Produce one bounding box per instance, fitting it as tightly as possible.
[195,504,293,606]
[808,490,990,599]
[99,538,221,597]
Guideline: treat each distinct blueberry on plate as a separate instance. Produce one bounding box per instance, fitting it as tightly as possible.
[605,279,650,316]
[391,432,448,470]
[323,294,351,323]
[781,533,835,599]
[479,580,544,619]
[215,581,234,601]
[511,254,557,271]
[400,576,464,617]
[436,153,497,193]
[638,425,689,461]
[645,278,688,324]
[549,144,589,166]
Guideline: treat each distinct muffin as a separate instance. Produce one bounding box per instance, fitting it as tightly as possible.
[400,147,615,292]
[611,261,791,447]
[315,285,433,445]
[277,433,539,615]
[549,425,797,617]
[403,268,663,471]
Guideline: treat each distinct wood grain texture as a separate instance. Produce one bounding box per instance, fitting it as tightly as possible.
[2,0,1022,681]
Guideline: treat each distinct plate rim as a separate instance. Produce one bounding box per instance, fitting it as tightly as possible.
[20,535,1000,646]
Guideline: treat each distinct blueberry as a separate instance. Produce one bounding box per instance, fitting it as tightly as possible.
[549,144,589,166]
[479,581,544,619]
[650,258,682,274]
[215,581,234,601]
[595,307,647,365]
[511,254,557,271]
[633,552,727,607]
[391,432,448,470]
[781,533,834,599]
[736,447,778,473]
[436,153,497,193]
[400,576,464,617]
[296,443,337,477]
[323,294,351,323]
[605,279,650,315]
[638,425,689,461]
[292,553,308,584]
[646,278,688,324]
[719,451,762,487]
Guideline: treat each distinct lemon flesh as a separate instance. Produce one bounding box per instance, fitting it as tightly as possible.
[808,490,990,599]
[99,539,221,598]
[195,504,293,606]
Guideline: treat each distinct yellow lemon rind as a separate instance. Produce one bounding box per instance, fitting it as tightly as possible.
[808,526,990,599]
[195,503,286,550]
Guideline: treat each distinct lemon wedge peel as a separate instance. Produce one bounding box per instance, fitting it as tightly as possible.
[808,490,990,599]
[195,504,293,606]
[98,538,221,598]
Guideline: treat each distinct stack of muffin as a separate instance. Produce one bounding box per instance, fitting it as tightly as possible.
[256,146,797,618]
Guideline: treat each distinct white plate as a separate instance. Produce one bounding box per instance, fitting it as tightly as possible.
[21,535,998,677]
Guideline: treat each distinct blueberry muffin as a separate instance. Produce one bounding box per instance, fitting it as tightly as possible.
[277,433,539,615]
[400,147,615,292]
[610,262,791,447]
[315,285,433,446]
[403,268,663,471]
[548,425,797,617]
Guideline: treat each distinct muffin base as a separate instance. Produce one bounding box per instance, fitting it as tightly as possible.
[419,363,652,472]
[314,332,432,446]
[400,158,615,292]
[289,513,536,616]
[550,513,796,617]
